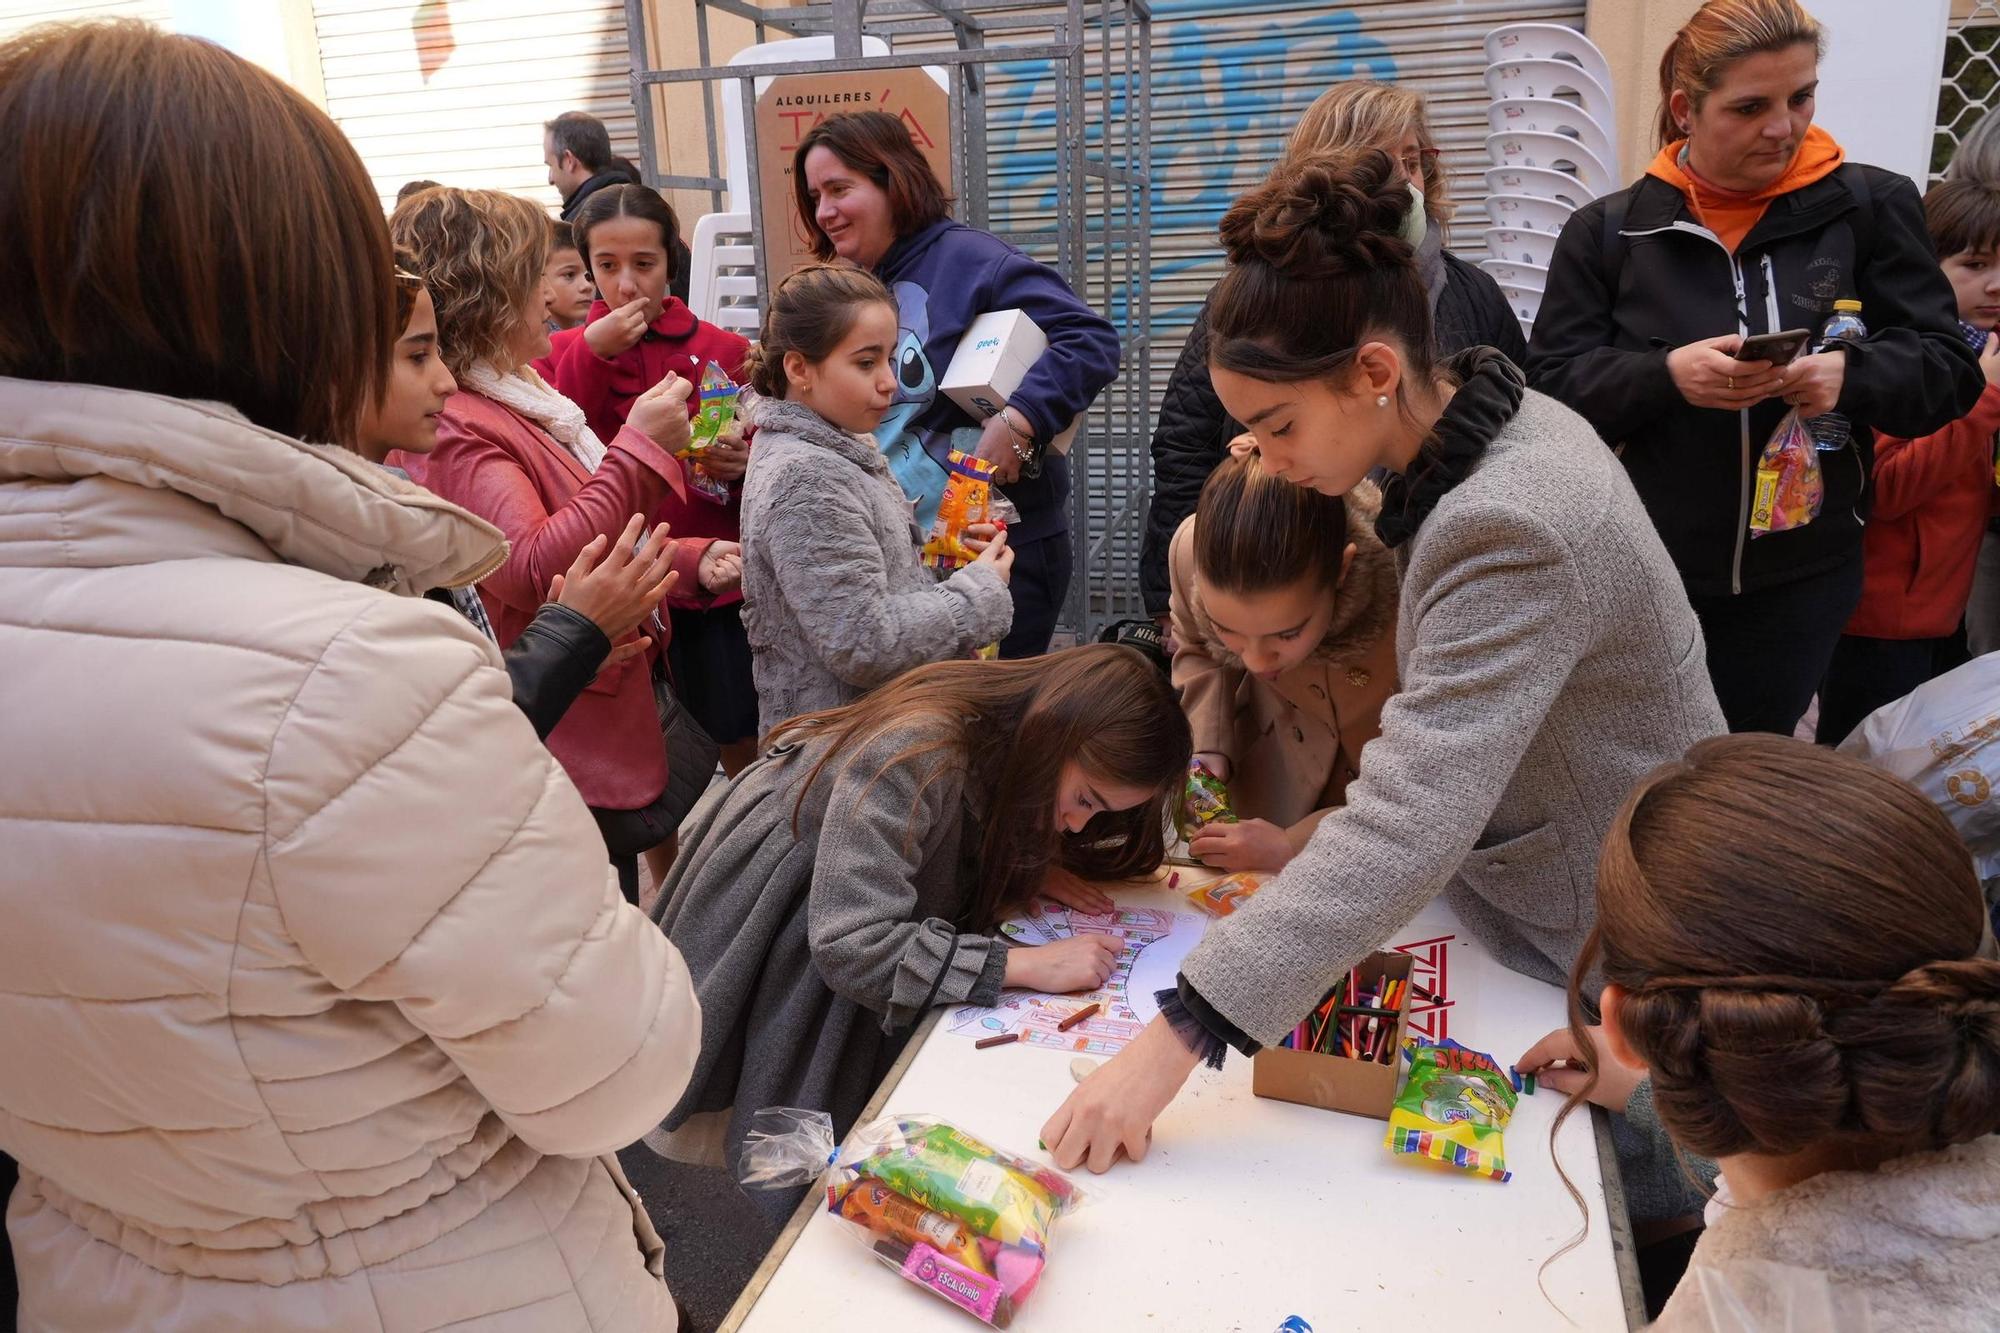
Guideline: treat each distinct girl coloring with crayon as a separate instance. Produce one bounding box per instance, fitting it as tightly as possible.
[649,646,1192,1171]
[735,263,1016,728]
[1169,450,1399,872]
[537,184,760,772]
[1524,735,2000,1329]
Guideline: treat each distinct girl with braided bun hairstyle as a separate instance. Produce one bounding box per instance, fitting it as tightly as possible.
[1044,147,1726,1241]
[1543,734,2000,1328]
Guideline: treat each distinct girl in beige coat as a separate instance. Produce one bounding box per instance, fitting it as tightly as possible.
[0,24,699,1331]
[1167,452,1400,873]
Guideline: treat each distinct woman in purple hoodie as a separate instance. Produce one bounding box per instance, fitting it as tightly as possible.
[791,111,1121,657]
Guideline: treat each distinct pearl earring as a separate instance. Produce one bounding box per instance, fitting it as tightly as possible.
[1376,395,1389,408]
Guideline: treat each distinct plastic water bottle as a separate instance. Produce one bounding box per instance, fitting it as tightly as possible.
[1806,299,1866,452]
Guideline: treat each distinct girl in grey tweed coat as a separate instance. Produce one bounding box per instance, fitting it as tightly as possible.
[732,264,1014,730]
[1043,154,1727,1234]
[646,647,1190,1176]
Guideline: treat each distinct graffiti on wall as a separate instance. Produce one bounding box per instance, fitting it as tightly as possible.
[974,2,1395,331]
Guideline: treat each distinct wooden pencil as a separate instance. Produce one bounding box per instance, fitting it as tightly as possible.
[1056,1002,1101,1032]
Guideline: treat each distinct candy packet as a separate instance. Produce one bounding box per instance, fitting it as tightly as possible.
[678,361,738,506]
[1184,870,1264,917]
[1748,409,1824,539]
[1384,1038,1518,1182]
[1174,757,1237,845]
[923,449,1021,571]
[739,1108,1087,1327]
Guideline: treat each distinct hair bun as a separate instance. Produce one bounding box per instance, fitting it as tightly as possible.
[1218,148,1415,280]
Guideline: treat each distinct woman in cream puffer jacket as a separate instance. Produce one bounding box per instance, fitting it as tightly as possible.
[0,25,698,1327]
[0,371,702,1330]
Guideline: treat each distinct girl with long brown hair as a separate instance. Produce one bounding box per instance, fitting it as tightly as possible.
[649,645,1191,1172]
[1167,451,1399,873]
[1527,735,2000,1328]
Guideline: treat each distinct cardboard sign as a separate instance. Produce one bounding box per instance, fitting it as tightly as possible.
[754,70,952,281]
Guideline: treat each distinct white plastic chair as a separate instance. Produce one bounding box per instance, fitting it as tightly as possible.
[1483,259,1549,293]
[1485,58,1616,145]
[1485,192,1575,238]
[1497,280,1544,325]
[1485,164,1592,210]
[1483,226,1558,268]
[1487,98,1617,177]
[1486,131,1617,198]
[720,36,948,211]
[688,210,761,338]
[1485,23,1614,93]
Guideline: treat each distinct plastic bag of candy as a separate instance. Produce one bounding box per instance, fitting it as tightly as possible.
[1174,756,1237,845]
[1748,409,1824,539]
[922,449,1021,571]
[1183,870,1264,917]
[1384,1038,1518,1182]
[739,1108,1086,1327]
[679,360,739,505]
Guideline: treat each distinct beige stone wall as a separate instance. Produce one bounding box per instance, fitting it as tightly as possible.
[1586,0,1704,185]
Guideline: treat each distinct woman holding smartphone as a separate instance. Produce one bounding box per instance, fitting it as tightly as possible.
[1528,0,1979,735]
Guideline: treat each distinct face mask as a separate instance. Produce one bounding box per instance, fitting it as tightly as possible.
[1400,179,1428,250]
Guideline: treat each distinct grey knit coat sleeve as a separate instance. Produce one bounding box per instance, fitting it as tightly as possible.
[764,473,1013,690]
[1178,391,1726,1048]
[805,733,1009,1031]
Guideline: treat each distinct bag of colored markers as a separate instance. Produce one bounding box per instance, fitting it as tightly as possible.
[679,360,739,506]
[1748,409,1824,538]
[739,1108,1087,1327]
[1383,1039,1518,1183]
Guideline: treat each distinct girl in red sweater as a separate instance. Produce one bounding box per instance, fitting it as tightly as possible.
[1818,177,2000,743]
[539,184,761,773]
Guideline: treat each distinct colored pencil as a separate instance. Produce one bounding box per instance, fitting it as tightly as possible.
[1057,1001,1101,1032]
[976,1033,1019,1050]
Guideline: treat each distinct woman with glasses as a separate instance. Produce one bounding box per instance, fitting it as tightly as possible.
[1140,81,1527,624]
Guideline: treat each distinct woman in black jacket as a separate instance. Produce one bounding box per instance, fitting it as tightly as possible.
[1528,0,1980,735]
[1139,80,1526,619]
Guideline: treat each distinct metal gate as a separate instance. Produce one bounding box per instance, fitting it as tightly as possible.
[977,0,1587,634]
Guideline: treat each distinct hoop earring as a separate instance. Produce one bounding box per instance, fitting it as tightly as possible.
[1376,395,1389,408]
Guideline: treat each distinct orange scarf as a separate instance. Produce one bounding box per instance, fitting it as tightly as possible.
[1646,125,1846,254]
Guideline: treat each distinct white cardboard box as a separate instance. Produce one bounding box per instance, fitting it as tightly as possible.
[940,308,1082,456]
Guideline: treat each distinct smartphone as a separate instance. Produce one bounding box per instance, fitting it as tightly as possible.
[1736,328,1811,367]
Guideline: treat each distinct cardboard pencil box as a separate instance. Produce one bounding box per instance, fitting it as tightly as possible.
[1251,951,1414,1120]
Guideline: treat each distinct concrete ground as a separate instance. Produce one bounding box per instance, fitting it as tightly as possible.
[618,1148,782,1333]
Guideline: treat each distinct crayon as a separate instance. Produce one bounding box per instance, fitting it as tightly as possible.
[1056,1002,1101,1033]
[976,1033,1019,1050]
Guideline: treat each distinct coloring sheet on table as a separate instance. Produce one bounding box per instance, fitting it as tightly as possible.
[948,905,1206,1055]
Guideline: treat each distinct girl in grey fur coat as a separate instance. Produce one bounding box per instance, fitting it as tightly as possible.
[648,646,1191,1175]
[735,264,1016,730]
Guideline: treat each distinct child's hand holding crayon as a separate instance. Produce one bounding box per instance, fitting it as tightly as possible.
[1514,1024,1643,1112]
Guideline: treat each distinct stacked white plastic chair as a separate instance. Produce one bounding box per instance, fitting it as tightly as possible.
[1480,23,1619,341]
